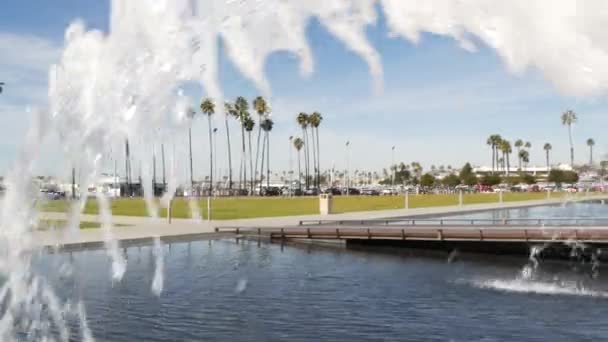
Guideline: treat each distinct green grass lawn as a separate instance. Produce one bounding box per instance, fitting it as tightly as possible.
[38,220,103,230]
[41,191,572,220]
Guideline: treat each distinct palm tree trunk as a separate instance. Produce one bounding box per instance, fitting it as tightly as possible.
[590,146,593,165]
[248,132,254,195]
[152,149,157,196]
[125,138,131,196]
[506,153,510,177]
[316,126,321,188]
[302,128,309,189]
[260,133,266,193]
[546,150,550,170]
[71,167,76,199]
[254,124,262,186]
[568,124,574,166]
[208,116,214,195]
[494,146,500,172]
[266,131,270,189]
[225,116,233,190]
[241,125,246,193]
[517,147,521,170]
[161,143,166,191]
[188,127,193,191]
[491,146,495,174]
[297,150,302,190]
[310,128,317,189]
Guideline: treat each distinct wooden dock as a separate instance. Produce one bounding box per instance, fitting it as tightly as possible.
[215,218,608,244]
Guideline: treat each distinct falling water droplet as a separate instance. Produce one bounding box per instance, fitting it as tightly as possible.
[235,278,248,293]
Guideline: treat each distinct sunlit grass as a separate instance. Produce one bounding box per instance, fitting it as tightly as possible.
[40,191,574,220]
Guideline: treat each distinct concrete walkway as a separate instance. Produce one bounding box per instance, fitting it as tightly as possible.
[35,195,608,248]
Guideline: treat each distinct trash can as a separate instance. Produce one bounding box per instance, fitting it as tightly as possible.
[319,194,333,215]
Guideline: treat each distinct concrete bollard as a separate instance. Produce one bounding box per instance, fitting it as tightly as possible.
[458,190,463,207]
[319,194,333,215]
[167,199,172,224]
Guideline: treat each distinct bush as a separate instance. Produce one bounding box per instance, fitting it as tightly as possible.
[420,173,436,187]
[548,169,579,184]
[480,174,502,186]
[442,174,461,187]
[459,163,477,186]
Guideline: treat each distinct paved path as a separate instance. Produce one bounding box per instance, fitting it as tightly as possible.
[35,195,608,248]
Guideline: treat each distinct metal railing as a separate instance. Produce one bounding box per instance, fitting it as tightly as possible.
[297,218,608,227]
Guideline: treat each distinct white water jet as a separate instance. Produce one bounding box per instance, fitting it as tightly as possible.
[3,0,608,339]
[151,237,164,296]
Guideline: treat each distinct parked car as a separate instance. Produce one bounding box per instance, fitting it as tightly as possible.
[261,186,281,196]
[282,188,303,196]
[324,187,342,196]
[361,188,380,196]
[381,188,396,196]
[342,188,360,195]
[303,188,320,196]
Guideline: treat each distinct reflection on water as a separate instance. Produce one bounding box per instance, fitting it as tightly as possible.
[35,232,608,341]
[437,201,608,225]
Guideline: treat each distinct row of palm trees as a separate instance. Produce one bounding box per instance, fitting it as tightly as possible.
[487,110,597,172]
[293,112,323,189]
[186,96,275,194]
[559,109,597,165]
[190,96,328,194]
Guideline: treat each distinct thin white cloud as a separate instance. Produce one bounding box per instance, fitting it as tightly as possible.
[0,33,61,102]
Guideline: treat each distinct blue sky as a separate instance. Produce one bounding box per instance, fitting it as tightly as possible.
[1,1,606,178]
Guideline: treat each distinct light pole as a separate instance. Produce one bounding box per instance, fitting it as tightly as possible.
[289,136,293,196]
[391,145,395,192]
[346,141,350,196]
[213,127,218,194]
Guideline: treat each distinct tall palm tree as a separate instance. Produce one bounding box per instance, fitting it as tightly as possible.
[499,140,512,175]
[186,108,196,191]
[306,114,317,188]
[514,139,524,170]
[514,139,523,168]
[543,143,552,170]
[0,82,4,94]
[253,96,269,185]
[486,137,495,173]
[293,137,304,190]
[519,150,530,170]
[235,97,249,191]
[297,113,310,189]
[125,139,131,196]
[261,118,274,188]
[201,98,215,194]
[486,134,502,174]
[561,110,578,166]
[243,115,255,194]
[224,102,236,190]
[309,112,323,188]
[587,138,595,165]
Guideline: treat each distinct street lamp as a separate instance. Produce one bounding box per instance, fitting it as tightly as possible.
[391,146,395,192]
[289,136,293,196]
[346,141,350,196]
[213,127,218,193]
